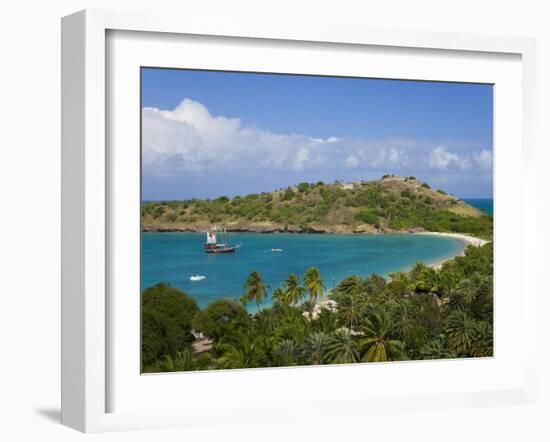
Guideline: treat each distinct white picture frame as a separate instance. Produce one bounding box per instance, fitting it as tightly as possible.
[61,9,537,433]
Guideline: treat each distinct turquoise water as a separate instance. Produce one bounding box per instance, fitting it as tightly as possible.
[464,198,493,215]
[142,233,465,309]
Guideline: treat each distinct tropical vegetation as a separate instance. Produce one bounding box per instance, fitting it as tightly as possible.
[142,176,493,239]
[142,242,493,372]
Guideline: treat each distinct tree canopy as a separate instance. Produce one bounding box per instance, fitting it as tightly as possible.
[141,283,199,368]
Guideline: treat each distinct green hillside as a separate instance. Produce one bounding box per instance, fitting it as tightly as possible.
[142,175,492,238]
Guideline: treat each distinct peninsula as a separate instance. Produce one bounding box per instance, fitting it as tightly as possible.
[142,175,492,238]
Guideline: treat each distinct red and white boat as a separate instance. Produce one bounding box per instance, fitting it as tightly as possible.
[204,227,240,254]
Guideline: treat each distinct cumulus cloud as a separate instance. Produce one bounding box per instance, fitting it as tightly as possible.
[345,154,360,168]
[427,146,494,175]
[372,148,408,168]
[473,149,493,171]
[428,146,470,171]
[142,99,344,175]
[142,98,491,183]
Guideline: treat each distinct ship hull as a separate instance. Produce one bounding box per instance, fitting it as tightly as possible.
[204,244,237,254]
[204,228,238,254]
[211,247,236,254]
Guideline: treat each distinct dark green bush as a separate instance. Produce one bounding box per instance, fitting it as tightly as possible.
[354,209,379,225]
[142,284,199,370]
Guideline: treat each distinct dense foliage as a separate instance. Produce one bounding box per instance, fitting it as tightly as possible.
[141,283,199,368]
[142,242,493,372]
[142,176,492,238]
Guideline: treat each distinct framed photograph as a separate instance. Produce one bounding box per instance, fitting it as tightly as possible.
[61,9,537,432]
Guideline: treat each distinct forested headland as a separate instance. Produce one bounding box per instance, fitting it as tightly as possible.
[142,175,493,238]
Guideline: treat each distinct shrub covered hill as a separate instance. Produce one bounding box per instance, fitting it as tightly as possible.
[142,175,492,238]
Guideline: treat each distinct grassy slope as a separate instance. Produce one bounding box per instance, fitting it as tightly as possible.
[142,176,492,237]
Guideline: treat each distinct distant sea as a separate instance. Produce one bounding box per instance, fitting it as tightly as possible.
[463,198,493,215]
[142,233,465,310]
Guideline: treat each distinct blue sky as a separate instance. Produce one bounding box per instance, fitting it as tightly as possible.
[141,68,493,200]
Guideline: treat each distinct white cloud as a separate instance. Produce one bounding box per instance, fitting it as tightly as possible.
[143,99,337,175]
[345,154,360,168]
[388,148,408,165]
[142,98,491,180]
[292,147,310,171]
[473,149,493,171]
[372,147,408,168]
[428,146,470,171]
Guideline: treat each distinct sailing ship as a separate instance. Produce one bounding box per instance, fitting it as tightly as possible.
[204,226,240,254]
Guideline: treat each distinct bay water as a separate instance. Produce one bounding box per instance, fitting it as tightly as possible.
[142,232,465,309]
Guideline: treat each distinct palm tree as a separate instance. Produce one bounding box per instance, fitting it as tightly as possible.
[455,278,479,304]
[390,300,413,344]
[304,267,325,319]
[244,271,270,312]
[255,308,278,336]
[437,263,463,298]
[409,263,438,294]
[301,300,315,317]
[448,290,467,312]
[274,339,299,366]
[284,273,306,306]
[217,335,259,369]
[325,329,359,364]
[358,311,402,362]
[314,308,339,334]
[301,331,330,365]
[364,274,387,297]
[387,271,411,297]
[158,348,195,372]
[444,310,479,356]
[271,287,287,305]
[471,320,493,357]
[238,294,250,308]
[419,337,458,360]
[337,275,363,296]
[468,275,493,322]
[336,292,361,331]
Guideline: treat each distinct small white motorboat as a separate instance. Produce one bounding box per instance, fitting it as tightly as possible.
[190,275,206,282]
[271,248,283,252]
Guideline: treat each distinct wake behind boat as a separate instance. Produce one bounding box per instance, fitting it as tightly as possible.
[204,226,241,254]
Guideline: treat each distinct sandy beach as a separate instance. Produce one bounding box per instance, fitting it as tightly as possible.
[414,232,489,269]
[294,231,490,318]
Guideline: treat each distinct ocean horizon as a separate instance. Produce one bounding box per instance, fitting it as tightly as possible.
[463,198,493,215]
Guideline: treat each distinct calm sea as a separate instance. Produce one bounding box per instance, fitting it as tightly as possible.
[463,198,493,215]
[142,233,465,310]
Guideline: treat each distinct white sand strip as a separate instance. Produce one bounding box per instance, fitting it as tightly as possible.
[414,232,489,269]
[414,231,489,247]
